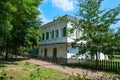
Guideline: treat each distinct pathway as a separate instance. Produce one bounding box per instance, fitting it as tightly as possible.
[28,59,119,79]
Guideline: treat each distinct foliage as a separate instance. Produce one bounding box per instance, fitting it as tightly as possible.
[0,0,42,59]
[68,27,73,37]
[73,0,120,59]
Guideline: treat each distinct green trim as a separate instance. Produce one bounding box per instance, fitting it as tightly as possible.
[53,48,57,58]
[56,29,58,38]
[52,30,54,38]
[46,32,49,40]
[44,48,47,57]
[63,27,66,37]
[42,33,45,40]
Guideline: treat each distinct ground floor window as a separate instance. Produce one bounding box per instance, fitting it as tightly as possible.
[53,48,57,58]
[44,48,47,57]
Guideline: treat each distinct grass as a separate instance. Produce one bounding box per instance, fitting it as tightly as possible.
[0,58,70,80]
[113,55,120,61]
[1,56,120,80]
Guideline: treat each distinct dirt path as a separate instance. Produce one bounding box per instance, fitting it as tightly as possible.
[28,59,119,79]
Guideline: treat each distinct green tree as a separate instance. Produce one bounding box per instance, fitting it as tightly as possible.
[0,0,42,60]
[74,0,120,67]
[9,0,42,56]
[0,0,15,58]
[114,28,120,54]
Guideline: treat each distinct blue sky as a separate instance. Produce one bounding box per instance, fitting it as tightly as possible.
[39,0,120,28]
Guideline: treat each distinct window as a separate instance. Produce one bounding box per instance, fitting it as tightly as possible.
[44,48,47,57]
[46,32,49,40]
[42,33,45,40]
[62,27,66,37]
[52,30,54,39]
[50,32,52,39]
[53,48,57,58]
[55,29,58,38]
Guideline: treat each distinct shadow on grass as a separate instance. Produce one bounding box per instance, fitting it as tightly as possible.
[0,56,30,68]
[60,63,98,73]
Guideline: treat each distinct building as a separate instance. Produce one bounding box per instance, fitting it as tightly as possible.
[39,15,83,61]
[39,15,108,62]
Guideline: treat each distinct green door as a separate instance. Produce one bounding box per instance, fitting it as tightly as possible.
[44,48,47,57]
[53,48,57,58]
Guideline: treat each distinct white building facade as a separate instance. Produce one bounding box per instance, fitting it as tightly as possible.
[39,16,82,60]
[39,15,108,61]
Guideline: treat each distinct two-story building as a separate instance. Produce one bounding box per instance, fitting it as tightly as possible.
[39,15,84,60]
[39,15,109,62]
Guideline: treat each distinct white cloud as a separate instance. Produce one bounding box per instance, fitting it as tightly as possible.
[51,0,74,12]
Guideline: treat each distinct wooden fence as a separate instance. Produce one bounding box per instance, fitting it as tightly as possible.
[19,54,120,73]
[70,60,120,73]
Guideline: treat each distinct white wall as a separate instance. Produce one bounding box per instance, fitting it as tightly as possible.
[94,52,109,60]
[39,44,67,58]
[40,21,67,45]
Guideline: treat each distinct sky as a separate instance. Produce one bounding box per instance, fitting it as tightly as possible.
[39,0,120,28]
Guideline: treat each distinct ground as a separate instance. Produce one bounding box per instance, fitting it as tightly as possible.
[28,59,120,79]
[0,57,120,80]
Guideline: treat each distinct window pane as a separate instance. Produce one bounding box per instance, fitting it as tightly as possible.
[44,48,47,57]
[63,27,66,37]
[56,29,58,38]
[52,30,54,38]
[46,32,49,40]
[42,33,44,40]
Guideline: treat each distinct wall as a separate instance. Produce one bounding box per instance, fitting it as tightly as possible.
[40,21,67,45]
[39,43,67,59]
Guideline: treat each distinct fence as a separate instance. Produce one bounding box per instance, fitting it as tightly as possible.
[67,59,120,73]
[19,54,120,73]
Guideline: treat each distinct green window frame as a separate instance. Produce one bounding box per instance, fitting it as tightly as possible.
[63,27,66,37]
[42,33,45,40]
[46,32,49,40]
[56,29,58,38]
[44,48,47,57]
[53,48,57,58]
[52,30,54,38]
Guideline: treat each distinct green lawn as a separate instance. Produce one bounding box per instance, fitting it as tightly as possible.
[113,55,120,61]
[0,59,70,80]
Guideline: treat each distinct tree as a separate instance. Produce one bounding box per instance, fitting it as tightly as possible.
[74,0,120,68]
[0,0,15,58]
[9,0,42,56]
[0,0,42,60]
[114,28,120,54]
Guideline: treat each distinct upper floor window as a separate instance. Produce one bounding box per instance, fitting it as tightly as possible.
[62,27,66,37]
[52,30,54,39]
[55,29,58,38]
[42,33,45,40]
[46,32,49,40]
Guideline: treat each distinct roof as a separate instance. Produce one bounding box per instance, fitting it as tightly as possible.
[41,15,78,29]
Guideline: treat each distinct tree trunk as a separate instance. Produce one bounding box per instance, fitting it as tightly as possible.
[4,38,9,60]
[95,52,99,69]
